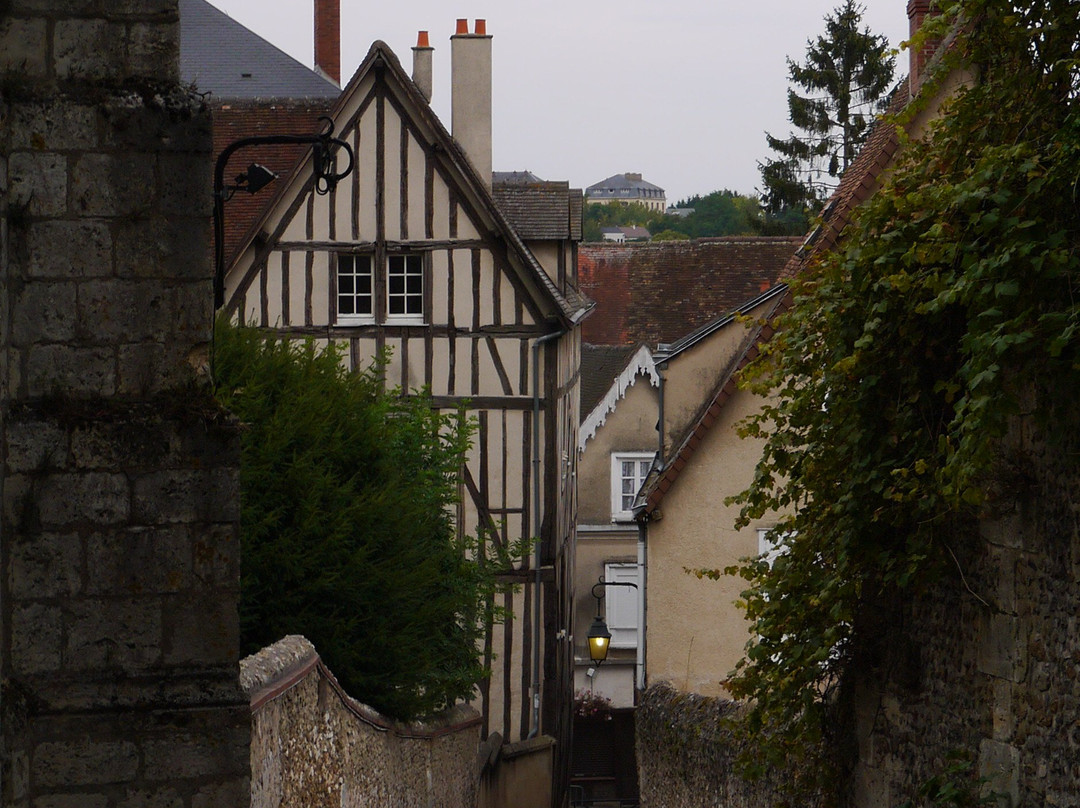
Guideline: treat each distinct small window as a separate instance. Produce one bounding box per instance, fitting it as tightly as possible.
[757,527,789,567]
[387,254,424,321]
[610,452,653,522]
[604,562,639,649]
[337,254,373,324]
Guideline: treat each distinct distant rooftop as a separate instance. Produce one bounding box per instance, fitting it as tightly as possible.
[493,170,546,185]
[179,0,340,100]
[586,172,665,200]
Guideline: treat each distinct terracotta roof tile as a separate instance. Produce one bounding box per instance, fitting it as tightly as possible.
[579,237,801,347]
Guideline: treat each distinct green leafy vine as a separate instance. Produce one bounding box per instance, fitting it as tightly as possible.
[722,1,1080,800]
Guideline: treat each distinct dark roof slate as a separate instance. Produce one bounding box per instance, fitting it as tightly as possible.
[587,173,665,194]
[179,0,340,100]
[579,237,801,347]
[580,344,639,417]
[493,182,584,241]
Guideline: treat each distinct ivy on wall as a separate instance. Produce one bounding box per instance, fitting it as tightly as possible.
[720,1,1080,798]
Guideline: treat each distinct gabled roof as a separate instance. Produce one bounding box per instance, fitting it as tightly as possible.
[579,237,801,346]
[638,78,916,518]
[493,181,584,241]
[580,344,659,449]
[587,173,665,194]
[179,0,340,100]
[224,39,592,326]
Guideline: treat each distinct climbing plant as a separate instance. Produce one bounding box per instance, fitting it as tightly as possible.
[723,0,1080,799]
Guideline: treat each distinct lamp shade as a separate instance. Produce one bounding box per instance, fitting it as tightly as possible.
[587,615,612,663]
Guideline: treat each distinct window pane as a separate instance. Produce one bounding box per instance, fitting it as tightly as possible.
[337,254,373,322]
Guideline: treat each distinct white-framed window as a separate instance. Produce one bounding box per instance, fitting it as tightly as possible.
[610,451,653,522]
[336,254,374,324]
[756,527,789,567]
[386,254,424,323]
[604,562,639,649]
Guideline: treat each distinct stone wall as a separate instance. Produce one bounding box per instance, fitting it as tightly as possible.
[634,683,780,808]
[844,414,1080,807]
[243,636,482,808]
[0,2,250,805]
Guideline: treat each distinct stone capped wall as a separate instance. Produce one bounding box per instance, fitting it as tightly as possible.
[635,683,780,808]
[244,636,482,808]
[0,2,250,805]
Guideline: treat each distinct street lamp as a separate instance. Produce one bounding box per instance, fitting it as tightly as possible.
[213,116,354,309]
[586,577,638,664]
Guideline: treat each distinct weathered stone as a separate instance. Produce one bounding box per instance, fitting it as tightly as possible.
[85,527,191,596]
[979,738,1019,805]
[31,740,139,789]
[192,523,241,588]
[26,220,113,279]
[9,152,67,217]
[124,22,180,85]
[117,342,168,396]
[10,603,64,675]
[53,20,123,82]
[65,598,163,672]
[0,16,48,76]
[979,612,1028,683]
[25,344,117,397]
[191,778,252,808]
[69,418,172,470]
[158,153,212,216]
[132,468,239,524]
[9,532,83,598]
[36,471,129,527]
[116,216,210,280]
[70,154,155,218]
[4,418,69,472]
[10,102,100,152]
[10,281,78,344]
[77,279,169,344]
[33,795,110,808]
[162,595,239,666]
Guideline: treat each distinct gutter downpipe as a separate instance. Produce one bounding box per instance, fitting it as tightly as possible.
[528,327,564,739]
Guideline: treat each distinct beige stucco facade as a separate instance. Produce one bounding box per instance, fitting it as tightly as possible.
[575,291,788,703]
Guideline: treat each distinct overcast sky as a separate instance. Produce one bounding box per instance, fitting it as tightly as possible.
[209,1,911,204]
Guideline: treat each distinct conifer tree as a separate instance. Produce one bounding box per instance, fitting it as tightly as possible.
[759,0,895,215]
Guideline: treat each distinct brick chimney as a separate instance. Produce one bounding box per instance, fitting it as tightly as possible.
[907,0,933,93]
[315,0,340,85]
[412,30,434,102]
[451,18,492,188]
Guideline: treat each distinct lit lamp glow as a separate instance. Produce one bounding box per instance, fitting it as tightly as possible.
[587,614,612,663]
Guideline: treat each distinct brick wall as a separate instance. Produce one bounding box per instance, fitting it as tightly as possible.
[0,2,250,805]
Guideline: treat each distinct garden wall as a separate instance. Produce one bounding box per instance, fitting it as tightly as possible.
[243,636,483,808]
[635,683,779,808]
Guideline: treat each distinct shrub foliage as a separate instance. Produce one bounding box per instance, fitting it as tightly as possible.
[214,319,509,720]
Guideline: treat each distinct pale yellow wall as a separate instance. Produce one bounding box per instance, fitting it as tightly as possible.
[578,376,658,525]
[661,320,753,454]
[646,386,778,697]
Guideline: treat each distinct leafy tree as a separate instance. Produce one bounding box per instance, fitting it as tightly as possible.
[759,0,895,215]
[214,318,513,720]
[583,201,657,241]
[722,1,1080,798]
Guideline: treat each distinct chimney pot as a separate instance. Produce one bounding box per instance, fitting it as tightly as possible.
[413,30,434,102]
[451,17,493,188]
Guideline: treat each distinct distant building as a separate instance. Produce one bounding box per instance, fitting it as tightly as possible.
[665,206,694,218]
[601,226,651,243]
[587,172,667,213]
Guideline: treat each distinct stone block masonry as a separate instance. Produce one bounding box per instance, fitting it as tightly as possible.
[1,1,250,806]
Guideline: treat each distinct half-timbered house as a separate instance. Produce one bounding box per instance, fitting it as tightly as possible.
[219,22,591,786]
